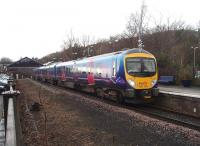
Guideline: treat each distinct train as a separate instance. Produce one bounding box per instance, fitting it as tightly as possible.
[33,48,159,103]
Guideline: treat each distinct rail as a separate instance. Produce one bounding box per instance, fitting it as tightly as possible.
[128,105,200,131]
[33,79,200,131]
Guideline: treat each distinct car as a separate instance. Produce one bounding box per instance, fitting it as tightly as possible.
[0,73,14,90]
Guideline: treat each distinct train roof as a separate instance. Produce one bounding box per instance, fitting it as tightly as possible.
[35,48,154,69]
[35,62,60,70]
[123,48,152,55]
[76,48,152,61]
[48,62,61,67]
[70,48,152,65]
[56,61,74,67]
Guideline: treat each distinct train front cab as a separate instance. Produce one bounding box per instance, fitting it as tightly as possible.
[123,52,159,103]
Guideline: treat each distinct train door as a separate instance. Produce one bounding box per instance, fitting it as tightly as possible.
[61,66,65,81]
[116,54,120,77]
[54,65,56,80]
[112,55,117,78]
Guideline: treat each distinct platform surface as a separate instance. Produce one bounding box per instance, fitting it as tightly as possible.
[159,85,200,98]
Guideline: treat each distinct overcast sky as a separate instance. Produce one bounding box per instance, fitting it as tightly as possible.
[0,0,200,61]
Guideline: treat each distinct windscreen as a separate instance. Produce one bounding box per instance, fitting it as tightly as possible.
[126,58,156,77]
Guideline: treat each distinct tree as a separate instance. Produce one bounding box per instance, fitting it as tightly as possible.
[81,35,91,47]
[0,57,12,64]
[152,16,185,33]
[63,30,80,60]
[126,1,149,38]
[126,1,150,49]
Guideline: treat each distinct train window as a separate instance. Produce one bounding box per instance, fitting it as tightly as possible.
[112,61,116,77]
[126,58,141,73]
[143,59,156,72]
[117,57,120,72]
[126,58,156,77]
[62,67,65,73]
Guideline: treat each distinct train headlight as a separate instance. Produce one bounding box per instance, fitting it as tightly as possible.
[127,79,135,88]
[151,80,157,87]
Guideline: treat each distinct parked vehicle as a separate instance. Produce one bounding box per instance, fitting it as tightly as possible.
[0,73,14,91]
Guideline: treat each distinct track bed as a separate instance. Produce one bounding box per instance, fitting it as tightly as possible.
[17,79,200,146]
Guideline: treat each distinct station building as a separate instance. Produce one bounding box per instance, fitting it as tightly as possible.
[7,57,43,78]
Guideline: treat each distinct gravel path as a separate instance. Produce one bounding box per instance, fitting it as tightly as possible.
[17,79,200,146]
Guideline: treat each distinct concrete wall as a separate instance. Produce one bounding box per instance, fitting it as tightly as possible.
[3,96,23,146]
[5,98,16,146]
[154,93,200,118]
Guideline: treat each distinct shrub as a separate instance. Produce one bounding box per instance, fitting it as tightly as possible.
[179,65,193,80]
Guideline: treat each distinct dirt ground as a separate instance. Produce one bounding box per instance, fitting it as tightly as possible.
[17,79,200,146]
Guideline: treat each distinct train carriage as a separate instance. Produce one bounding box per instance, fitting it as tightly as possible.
[34,48,159,103]
[55,61,74,87]
[33,66,48,81]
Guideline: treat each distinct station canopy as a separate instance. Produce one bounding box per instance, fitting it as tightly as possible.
[8,57,43,68]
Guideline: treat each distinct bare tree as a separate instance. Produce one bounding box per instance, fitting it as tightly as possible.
[81,35,91,47]
[126,1,149,38]
[0,57,12,64]
[152,15,185,33]
[62,30,81,60]
[167,19,185,30]
[63,29,76,49]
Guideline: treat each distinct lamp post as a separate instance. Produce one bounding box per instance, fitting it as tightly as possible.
[72,52,77,59]
[109,39,118,52]
[109,41,113,52]
[83,45,93,57]
[99,43,102,55]
[191,46,199,78]
[115,39,119,52]
[87,45,93,57]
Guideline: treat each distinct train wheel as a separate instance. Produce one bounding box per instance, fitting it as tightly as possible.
[53,80,57,85]
[116,92,124,104]
[96,88,104,99]
[74,84,81,91]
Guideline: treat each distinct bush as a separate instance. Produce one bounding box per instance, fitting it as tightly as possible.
[193,78,200,86]
[179,65,193,80]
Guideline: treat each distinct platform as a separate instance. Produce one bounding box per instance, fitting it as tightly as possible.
[154,85,200,118]
[159,85,200,98]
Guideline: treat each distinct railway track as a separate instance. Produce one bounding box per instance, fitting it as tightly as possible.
[124,104,200,131]
[34,80,200,131]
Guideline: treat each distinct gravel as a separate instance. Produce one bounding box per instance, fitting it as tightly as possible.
[17,79,200,146]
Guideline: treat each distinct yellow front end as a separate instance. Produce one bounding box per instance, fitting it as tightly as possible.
[124,53,159,102]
